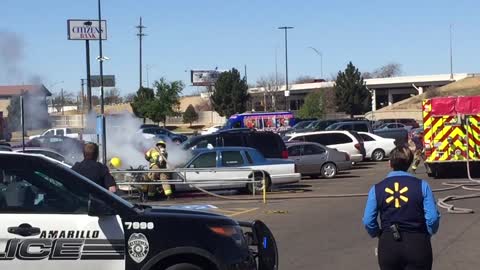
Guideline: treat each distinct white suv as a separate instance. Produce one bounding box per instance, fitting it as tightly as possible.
[286,130,366,162]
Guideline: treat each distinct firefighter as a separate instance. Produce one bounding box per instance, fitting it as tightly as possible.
[144,140,172,199]
[411,131,424,173]
[362,146,440,270]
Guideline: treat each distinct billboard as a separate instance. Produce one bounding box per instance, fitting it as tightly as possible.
[67,19,107,40]
[90,75,115,87]
[191,70,222,86]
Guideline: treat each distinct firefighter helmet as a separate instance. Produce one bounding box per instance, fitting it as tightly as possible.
[156,140,166,147]
[110,157,122,169]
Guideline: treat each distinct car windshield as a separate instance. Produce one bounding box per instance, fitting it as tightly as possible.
[293,121,312,129]
[325,123,340,130]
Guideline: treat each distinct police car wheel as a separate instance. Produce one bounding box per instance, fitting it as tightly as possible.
[371,149,385,161]
[165,263,203,270]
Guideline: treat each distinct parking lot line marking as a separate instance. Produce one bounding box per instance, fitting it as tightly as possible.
[226,208,259,217]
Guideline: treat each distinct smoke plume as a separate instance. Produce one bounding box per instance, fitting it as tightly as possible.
[0,30,24,83]
[86,112,192,169]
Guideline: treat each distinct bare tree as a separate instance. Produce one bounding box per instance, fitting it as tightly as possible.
[104,88,123,105]
[124,93,136,103]
[51,91,76,113]
[257,74,281,111]
[363,63,402,79]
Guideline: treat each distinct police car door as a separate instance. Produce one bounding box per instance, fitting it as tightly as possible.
[0,155,124,270]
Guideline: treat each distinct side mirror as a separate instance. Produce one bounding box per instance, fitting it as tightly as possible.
[88,197,116,217]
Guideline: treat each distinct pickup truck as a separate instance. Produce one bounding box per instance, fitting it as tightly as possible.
[0,152,278,270]
[29,128,80,140]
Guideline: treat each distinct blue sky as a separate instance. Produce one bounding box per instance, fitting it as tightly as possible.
[1,0,479,96]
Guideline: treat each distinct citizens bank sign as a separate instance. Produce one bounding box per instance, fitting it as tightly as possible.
[67,19,107,40]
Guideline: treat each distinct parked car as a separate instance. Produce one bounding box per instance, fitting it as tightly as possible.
[175,147,300,193]
[0,142,12,151]
[23,136,84,164]
[200,124,224,135]
[409,127,424,140]
[358,132,396,161]
[325,120,373,133]
[375,122,412,132]
[377,118,420,128]
[183,129,288,159]
[286,141,352,178]
[287,119,341,135]
[285,130,366,162]
[137,127,188,143]
[13,147,68,164]
[279,120,315,136]
[374,128,409,146]
[29,127,80,140]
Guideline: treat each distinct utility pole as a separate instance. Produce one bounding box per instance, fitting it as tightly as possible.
[85,39,92,112]
[278,26,294,111]
[449,24,454,80]
[98,0,107,164]
[136,17,147,89]
[61,88,64,115]
[244,64,247,82]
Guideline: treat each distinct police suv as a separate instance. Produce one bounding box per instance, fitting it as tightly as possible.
[0,152,278,270]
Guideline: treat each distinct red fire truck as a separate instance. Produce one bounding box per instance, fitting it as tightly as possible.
[423,96,480,177]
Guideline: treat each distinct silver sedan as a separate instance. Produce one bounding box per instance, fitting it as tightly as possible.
[286,141,352,178]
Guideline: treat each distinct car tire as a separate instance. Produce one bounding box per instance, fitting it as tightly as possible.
[165,263,203,270]
[371,149,385,161]
[320,163,337,179]
[247,173,271,193]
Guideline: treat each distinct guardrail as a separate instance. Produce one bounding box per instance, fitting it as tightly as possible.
[111,168,267,203]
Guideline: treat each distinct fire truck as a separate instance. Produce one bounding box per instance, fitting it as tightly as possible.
[423,96,480,177]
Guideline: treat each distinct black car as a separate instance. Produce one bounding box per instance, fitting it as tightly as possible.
[182,129,288,159]
[0,152,278,270]
[23,136,84,164]
[138,127,188,143]
[325,121,373,133]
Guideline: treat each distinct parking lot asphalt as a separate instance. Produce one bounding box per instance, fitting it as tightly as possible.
[146,161,480,270]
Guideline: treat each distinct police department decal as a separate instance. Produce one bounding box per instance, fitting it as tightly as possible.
[128,233,149,263]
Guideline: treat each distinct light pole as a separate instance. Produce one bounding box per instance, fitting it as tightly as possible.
[278,26,293,111]
[308,46,323,79]
[449,24,454,80]
[97,0,107,164]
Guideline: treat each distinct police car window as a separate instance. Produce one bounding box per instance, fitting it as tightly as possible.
[57,129,65,136]
[221,151,244,167]
[0,168,89,214]
[190,152,217,168]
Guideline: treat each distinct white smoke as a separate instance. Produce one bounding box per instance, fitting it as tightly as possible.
[86,112,192,169]
[0,30,24,83]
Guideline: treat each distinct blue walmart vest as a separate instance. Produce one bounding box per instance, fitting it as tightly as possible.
[375,175,427,233]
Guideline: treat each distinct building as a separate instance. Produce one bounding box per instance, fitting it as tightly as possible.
[248,73,476,113]
[0,85,52,130]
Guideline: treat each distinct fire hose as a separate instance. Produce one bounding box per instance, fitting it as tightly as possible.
[436,115,480,214]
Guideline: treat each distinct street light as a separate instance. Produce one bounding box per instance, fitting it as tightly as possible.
[278,26,293,111]
[308,46,323,79]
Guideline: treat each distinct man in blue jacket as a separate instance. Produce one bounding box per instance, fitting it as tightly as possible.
[362,146,440,270]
